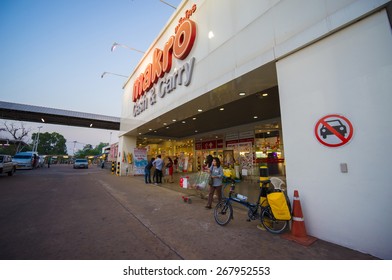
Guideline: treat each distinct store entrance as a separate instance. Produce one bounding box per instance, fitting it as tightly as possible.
[142,138,196,173]
[221,119,285,181]
[191,118,285,182]
[254,122,285,177]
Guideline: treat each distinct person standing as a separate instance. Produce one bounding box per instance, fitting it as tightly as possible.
[166,157,174,183]
[153,155,164,184]
[33,154,37,169]
[144,157,155,184]
[204,154,213,171]
[173,156,178,173]
[205,157,223,209]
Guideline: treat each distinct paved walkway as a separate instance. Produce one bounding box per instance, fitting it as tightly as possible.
[148,170,271,200]
[0,165,379,260]
[118,169,379,259]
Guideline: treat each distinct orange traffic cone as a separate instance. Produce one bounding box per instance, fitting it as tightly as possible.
[282,190,317,246]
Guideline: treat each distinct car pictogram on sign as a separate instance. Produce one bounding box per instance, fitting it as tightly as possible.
[315,114,354,147]
[320,119,347,139]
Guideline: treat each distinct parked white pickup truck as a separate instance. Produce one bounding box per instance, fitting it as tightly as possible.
[0,154,17,176]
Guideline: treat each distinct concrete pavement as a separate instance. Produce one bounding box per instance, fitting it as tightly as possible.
[0,164,379,260]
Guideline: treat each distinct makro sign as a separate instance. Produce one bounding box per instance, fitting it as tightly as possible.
[133,4,197,117]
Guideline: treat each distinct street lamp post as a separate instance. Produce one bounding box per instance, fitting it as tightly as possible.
[105,43,144,80]
[111,42,145,54]
[33,126,43,152]
[101,72,128,79]
[73,141,77,156]
[159,0,176,9]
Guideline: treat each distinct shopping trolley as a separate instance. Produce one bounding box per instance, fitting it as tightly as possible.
[180,171,210,203]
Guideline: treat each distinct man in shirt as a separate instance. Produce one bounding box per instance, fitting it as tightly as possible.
[153,155,164,184]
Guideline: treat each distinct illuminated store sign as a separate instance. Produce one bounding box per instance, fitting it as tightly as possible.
[133,4,197,117]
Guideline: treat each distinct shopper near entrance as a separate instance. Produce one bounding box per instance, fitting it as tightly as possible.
[153,155,164,184]
[204,154,213,171]
[144,157,155,184]
[173,156,178,173]
[206,157,223,209]
[165,157,174,183]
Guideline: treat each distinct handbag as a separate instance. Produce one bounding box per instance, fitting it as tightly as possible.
[208,175,213,185]
[208,166,213,185]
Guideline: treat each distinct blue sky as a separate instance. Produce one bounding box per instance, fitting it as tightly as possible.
[0,0,182,153]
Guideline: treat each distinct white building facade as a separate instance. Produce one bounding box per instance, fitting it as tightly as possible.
[119,0,392,259]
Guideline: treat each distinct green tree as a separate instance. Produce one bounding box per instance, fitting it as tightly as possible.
[32,132,67,155]
[74,142,108,158]
[94,142,109,153]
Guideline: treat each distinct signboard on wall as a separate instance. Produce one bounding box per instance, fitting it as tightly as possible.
[132,4,198,117]
[195,139,223,150]
[108,143,118,162]
[314,114,354,147]
[133,148,147,175]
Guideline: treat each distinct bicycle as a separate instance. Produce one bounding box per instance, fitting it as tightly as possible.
[214,177,290,234]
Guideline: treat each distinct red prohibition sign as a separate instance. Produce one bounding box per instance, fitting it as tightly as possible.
[314,114,354,147]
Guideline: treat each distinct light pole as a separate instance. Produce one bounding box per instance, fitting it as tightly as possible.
[111,42,145,54]
[159,0,176,9]
[106,43,144,80]
[73,140,77,155]
[33,126,43,152]
[101,72,128,79]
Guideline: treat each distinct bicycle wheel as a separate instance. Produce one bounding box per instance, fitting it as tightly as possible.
[214,200,233,226]
[260,206,288,234]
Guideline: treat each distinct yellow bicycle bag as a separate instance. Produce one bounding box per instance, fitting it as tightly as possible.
[267,191,291,220]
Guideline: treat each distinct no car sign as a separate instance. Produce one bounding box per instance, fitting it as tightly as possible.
[315,114,354,147]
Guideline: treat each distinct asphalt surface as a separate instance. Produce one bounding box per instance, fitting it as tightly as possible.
[0,164,379,260]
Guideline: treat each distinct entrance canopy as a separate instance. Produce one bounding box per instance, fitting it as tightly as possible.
[0,101,120,130]
[123,62,281,144]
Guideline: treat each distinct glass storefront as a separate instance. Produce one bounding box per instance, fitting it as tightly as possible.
[141,138,195,172]
[137,120,285,178]
[254,125,285,176]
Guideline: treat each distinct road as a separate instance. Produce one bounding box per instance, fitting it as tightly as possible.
[0,164,378,260]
